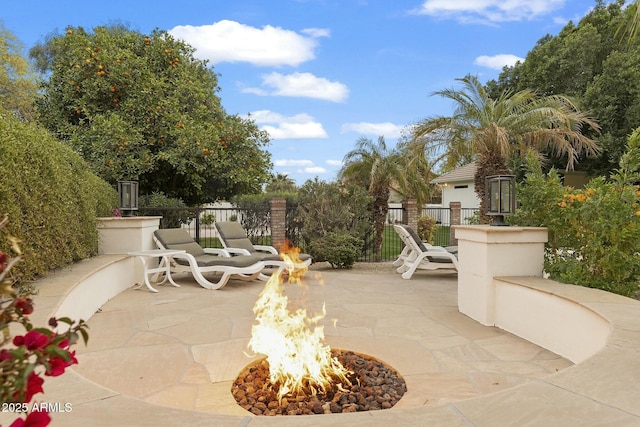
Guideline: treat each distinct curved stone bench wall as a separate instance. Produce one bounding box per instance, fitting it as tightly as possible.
[493,276,610,363]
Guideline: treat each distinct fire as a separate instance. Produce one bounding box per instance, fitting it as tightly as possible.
[247,245,352,399]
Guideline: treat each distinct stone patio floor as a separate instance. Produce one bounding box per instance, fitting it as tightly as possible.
[1,260,575,426]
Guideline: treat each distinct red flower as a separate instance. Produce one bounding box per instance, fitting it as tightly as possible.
[0,252,6,273]
[15,298,34,315]
[9,410,51,427]
[46,351,77,377]
[0,348,12,361]
[24,372,44,402]
[13,331,49,351]
[46,357,67,377]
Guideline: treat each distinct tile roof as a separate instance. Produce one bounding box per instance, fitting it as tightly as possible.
[431,162,477,184]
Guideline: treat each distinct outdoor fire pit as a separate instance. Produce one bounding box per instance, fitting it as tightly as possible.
[231,248,407,416]
[232,350,406,415]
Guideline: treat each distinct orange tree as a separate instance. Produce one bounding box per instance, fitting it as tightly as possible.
[31,25,271,205]
[513,129,640,297]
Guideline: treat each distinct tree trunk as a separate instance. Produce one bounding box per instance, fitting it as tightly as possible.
[372,191,389,262]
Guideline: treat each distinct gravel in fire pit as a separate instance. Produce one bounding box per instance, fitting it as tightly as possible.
[231,349,407,416]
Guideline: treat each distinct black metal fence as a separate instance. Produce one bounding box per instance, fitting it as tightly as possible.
[139,205,478,263]
[138,205,306,249]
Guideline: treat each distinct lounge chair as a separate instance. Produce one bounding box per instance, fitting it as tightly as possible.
[392,224,458,267]
[214,221,312,279]
[153,228,268,290]
[392,224,458,279]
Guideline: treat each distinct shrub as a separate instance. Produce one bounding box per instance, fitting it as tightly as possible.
[513,131,640,297]
[201,212,216,226]
[296,179,372,244]
[0,109,117,286]
[309,232,362,268]
[417,215,437,243]
[139,192,193,229]
[295,179,371,266]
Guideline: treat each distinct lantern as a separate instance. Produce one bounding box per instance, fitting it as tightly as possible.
[485,175,516,226]
[117,181,139,216]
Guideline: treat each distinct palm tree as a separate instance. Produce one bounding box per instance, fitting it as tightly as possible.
[618,0,640,41]
[265,173,296,193]
[339,136,430,262]
[413,75,600,222]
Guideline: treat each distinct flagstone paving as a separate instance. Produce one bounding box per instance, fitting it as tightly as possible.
[1,260,567,425]
[3,258,639,426]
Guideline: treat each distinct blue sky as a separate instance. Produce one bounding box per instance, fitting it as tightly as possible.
[3,0,603,184]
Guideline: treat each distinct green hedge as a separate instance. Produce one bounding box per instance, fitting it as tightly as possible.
[0,110,117,285]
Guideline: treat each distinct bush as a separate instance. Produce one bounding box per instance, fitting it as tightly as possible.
[309,232,362,268]
[295,179,371,266]
[0,109,117,286]
[513,131,640,297]
[201,212,216,226]
[139,192,193,228]
[417,215,437,243]
[296,178,372,245]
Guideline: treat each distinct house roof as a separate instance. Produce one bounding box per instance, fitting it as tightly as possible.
[431,162,477,184]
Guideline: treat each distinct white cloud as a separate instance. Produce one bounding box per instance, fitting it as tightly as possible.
[249,110,328,139]
[274,159,314,167]
[168,20,328,66]
[301,166,327,174]
[341,122,404,138]
[474,54,524,70]
[326,159,343,166]
[413,0,565,23]
[302,28,331,38]
[243,72,349,102]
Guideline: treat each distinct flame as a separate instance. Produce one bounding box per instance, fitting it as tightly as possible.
[247,244,351,399]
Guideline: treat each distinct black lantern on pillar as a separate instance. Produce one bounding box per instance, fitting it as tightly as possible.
[485,175,516,226]
[117,181,139,216]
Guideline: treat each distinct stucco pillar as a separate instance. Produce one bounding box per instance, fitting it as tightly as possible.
[454,225,548,326]
[96,216,162,254]
[270,197,287,250]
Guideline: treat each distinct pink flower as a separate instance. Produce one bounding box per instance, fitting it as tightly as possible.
[10,410,51,427]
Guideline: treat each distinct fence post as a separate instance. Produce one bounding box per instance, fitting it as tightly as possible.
[402,198,418,231]
[270,197,287,250]
[449,201,461,245]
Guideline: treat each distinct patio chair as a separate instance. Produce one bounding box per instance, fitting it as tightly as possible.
[392,224,458,279]
[392,225,458,268]
[214,221,312,280]
[153,228,268,290]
